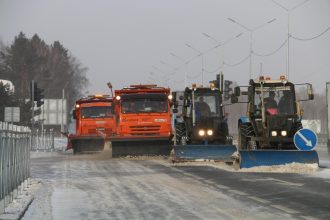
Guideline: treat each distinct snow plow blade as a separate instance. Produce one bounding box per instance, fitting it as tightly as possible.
[171,145,237,162]
[70,137,105,154]
[110,137,172,157]
[238,150,319,169]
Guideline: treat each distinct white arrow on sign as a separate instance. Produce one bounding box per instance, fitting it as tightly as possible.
[297,131,312,147]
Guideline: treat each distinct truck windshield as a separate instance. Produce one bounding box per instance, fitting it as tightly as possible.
[122,99,168,113]
[254,86,295,115]
[81,106,114,118]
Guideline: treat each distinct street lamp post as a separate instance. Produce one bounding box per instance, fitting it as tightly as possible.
[271,0,310,80]
[170,52,188,87]
[228,18,276,79]
[202,32,244,74]
[185,43,204,86]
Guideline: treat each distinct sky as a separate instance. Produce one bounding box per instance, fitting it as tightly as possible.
[0,0,329,94]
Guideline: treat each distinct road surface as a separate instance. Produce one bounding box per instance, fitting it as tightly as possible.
[22,148,330,220]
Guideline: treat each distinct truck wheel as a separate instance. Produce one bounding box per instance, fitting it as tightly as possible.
[175,123,186,145]
[238,124,247,150]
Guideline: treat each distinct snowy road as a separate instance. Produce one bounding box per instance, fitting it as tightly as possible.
[22,150,330,220]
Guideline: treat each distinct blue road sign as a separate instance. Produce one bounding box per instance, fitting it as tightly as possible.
[294,128,318,151]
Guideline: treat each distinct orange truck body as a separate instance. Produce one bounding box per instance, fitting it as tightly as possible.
[111,84,173,156]
[67,95,115,153]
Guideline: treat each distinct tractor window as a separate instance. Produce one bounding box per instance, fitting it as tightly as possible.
[254,86,295,115]
[121,98,168,113]
[194,94,220,117]
[81,106,114,118]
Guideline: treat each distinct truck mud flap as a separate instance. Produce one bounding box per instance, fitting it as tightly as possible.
[171,145,237,162]
[111,139,172,157]
[238,150,319,169]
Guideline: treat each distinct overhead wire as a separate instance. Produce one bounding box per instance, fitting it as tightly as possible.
[253,39,287,57]
[291,27,330,41]
[223,54,250,67]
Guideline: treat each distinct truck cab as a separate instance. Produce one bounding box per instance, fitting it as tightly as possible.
[69,95,115,153]
[111,84,173,156]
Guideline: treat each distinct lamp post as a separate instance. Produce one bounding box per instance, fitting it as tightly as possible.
[228,18,276,79]
[202,32,244,73]
[170,52,188,87]
[185,43,204,86]
[271,0,310,80]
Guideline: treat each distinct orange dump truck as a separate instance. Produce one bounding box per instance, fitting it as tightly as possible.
[67,95,115,154]
[111,84,173,156]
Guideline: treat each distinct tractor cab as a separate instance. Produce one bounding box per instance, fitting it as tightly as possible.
[174,84,229,145]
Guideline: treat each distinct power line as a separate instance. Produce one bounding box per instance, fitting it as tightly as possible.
[223,54,250,67]
[291,27,330,41]
[253,39,287,57]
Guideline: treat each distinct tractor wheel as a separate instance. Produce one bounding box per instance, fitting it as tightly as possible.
[175,123,187,145]
[238,124,247,150]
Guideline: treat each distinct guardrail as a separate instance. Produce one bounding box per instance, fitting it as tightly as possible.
[0,122,31,214]
[31,129,55,151]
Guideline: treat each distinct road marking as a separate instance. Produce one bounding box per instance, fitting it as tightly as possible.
[300,216,318,220]
[248,196,270,204]
[228,190,248,196]
[242,178,304,187]
[270,205,299,214]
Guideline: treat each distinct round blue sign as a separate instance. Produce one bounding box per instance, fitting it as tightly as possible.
[294,128,318,151]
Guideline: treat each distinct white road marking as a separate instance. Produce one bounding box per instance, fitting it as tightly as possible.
[242,178,304,187]
[247,196,270,204]
[300,216,318,220]
[271,204,299,214]
[228,190,248,196]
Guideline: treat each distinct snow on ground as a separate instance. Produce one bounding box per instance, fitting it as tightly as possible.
[0,180,41,220]
[54,137,67,151]
[173,160,320,174]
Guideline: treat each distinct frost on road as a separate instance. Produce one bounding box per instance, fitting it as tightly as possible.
[22,152,295,220]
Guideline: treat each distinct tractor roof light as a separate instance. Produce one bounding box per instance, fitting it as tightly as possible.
[259,76,265,81]
[192,83,197,88]
[198,129,205,136]
[207,129,213,136]
[271,131,277,137]
[116,96,121,101]
[280,75,286,80]
[265,77,271,80]
[94,94,104,98]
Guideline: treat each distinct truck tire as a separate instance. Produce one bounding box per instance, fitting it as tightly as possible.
[238,124,247,150]
[175,123,186,145]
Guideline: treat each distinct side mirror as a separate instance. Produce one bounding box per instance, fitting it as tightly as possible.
[172,108,178,114]
[307,84,314,100]
[72,109,77,119]
[234,87,241,97]
[179,95,184,101]
[231,94,238,104]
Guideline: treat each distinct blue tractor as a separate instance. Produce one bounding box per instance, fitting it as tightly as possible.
[231,76,319,168]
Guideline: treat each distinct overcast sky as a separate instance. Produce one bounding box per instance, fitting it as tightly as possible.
[1,0,329,94]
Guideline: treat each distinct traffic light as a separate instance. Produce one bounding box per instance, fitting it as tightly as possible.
[30,81,45,107]
[224,80,233,101]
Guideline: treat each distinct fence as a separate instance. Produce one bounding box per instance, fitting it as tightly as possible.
[0,122,31,214]
[31,129,55,151]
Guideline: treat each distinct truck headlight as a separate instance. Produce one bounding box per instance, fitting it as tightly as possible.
[198,130,205,136]
[271,131,277,137]
[207,129,213,136]
[281,130,287,136]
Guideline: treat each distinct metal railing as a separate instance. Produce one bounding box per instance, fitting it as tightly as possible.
[0,122,31,214]
[31,129,55,151]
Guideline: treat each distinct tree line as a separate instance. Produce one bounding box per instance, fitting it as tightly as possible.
[0,32,88,126]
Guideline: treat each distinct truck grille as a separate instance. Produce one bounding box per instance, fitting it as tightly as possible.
[129,125,160,135]
[88,128,113,134]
